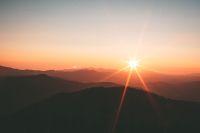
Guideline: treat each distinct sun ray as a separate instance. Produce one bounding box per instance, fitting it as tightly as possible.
[98,66,128,82]
[110,57,165,133]
[135,69,150,92]
[135,69,162,119]
[134,10,152,58]
[111,68,133,133]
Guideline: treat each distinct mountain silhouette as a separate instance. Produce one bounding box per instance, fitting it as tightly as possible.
[0,66,39,77]
[1,86,200,133]
[1,65,200,102]
[1,65,200,83]
[0,66,109,82]
[149,81,200,102]
[0,74,85,115]
[0,74,118,115]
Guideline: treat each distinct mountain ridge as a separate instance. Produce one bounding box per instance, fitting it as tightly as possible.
[1,65,200,102]
[0,74,118,115]
[1,86,200,133]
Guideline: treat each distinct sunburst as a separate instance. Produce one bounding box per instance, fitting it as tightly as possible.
[111,58,161,133]
[128,59,139,69]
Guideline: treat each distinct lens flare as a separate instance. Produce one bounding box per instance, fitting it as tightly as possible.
[98,66,128,82]
[111,58,163,133]
[128,59,139,69]
[111,68,133,133]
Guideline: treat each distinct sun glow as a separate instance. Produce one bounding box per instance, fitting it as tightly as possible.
[111,57,162,133]
[128,59,139,69]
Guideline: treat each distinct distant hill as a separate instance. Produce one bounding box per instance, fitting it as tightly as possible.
[148,81,200,102]
[44,69,111,82]
[0,74,85,115]
[0,66,38,77]
[1,87,200,133]
[0,65,200,102]
[1,65,200,83]
[0,66,116,82]
[0,74,118,115]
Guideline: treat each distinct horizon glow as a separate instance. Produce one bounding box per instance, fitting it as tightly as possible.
[0,0,200,74]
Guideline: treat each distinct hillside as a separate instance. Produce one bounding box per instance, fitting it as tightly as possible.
[0,74,117,115]
[0,74,84,115]
[1,87,200,133]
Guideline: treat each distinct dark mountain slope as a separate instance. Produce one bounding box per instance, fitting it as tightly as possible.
[0,66,39,77]
[1,87,200,133]
[0,74,84,115]
[0,74,117,115]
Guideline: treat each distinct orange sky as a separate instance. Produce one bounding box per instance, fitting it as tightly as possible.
[0,0,200,74]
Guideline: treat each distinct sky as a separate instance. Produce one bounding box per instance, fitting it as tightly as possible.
[0,0,200,73]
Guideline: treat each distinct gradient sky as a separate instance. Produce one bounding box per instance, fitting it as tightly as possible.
[0,0,200,73]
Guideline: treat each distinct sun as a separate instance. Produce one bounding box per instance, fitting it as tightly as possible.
[128,59,139,69]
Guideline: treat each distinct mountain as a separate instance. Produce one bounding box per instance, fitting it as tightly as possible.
[0,66,118,82]
[1,65,200,102]
[1,66,200,83]
[44,69,111,82]
[148,81,200,102]
[1,87,200,133]
[0,74,118,115]
[0,74,85,115]
[0,66,38,77]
